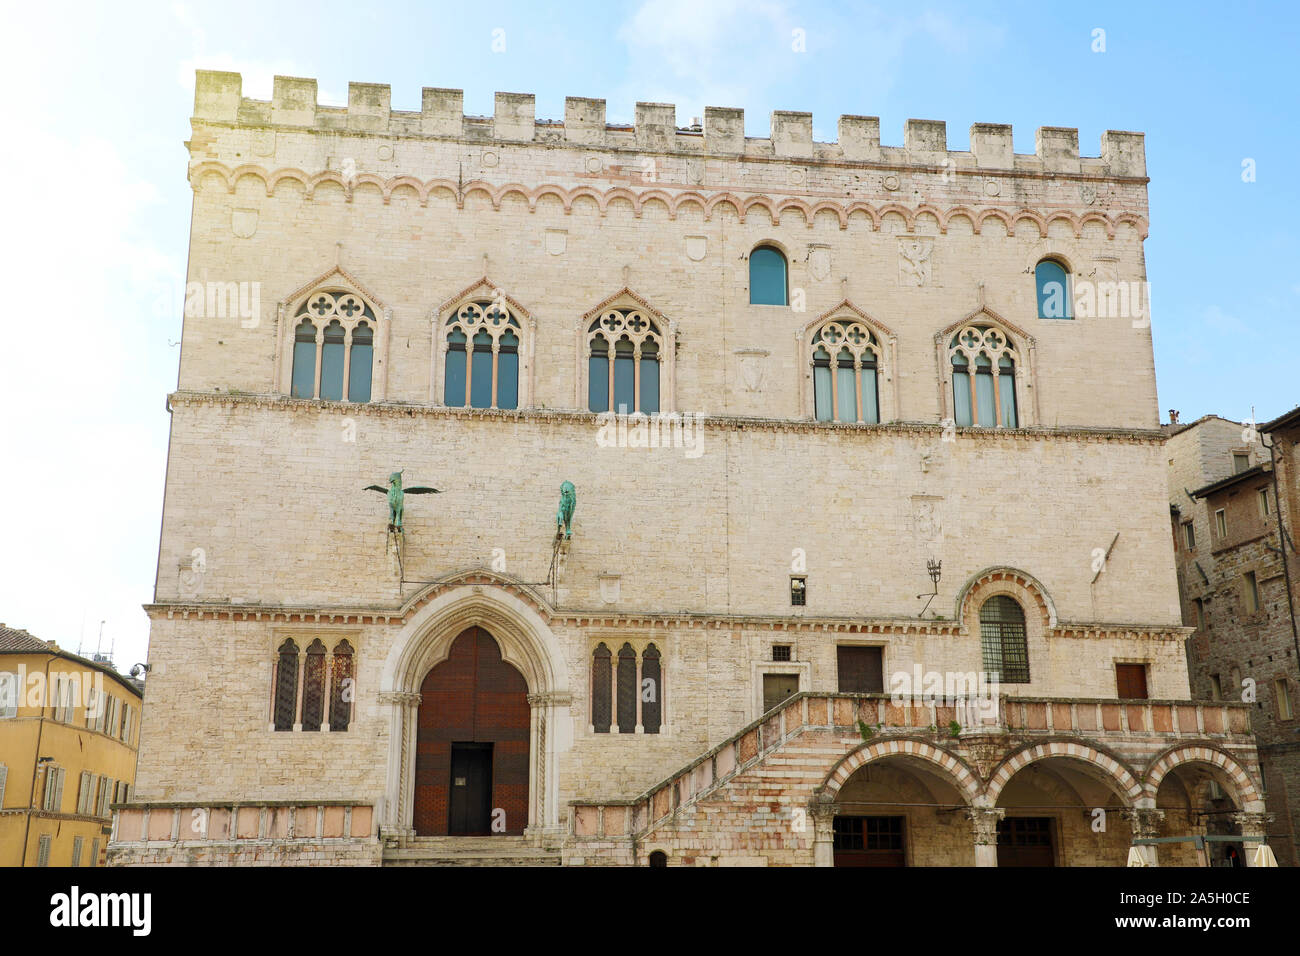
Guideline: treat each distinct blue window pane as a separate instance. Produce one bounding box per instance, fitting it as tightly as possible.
[291,320,316,398]
[749,246,787,305]
[975,361,996,425]
[497,350,519,410]
[613,341,634,413]
[999,359,1017,427]
[640,357,660,414]
[813,359,832,421]
[320,321,345,401]
[860,366,879,424]
[470,331,493,408]
[588,354,609,412]
[348,324,373,403]
[836,353,856,422]
[1036,260,1071,318]
[952,365,973,427]
[444,330,467,406]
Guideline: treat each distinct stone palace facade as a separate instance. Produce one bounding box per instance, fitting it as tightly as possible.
[108,71,1270,866]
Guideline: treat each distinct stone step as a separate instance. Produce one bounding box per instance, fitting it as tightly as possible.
[382,836,563,867]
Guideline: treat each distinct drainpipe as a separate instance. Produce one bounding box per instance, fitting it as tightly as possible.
[21,654,54,867]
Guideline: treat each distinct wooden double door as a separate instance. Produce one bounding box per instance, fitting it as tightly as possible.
[413,627,530,836]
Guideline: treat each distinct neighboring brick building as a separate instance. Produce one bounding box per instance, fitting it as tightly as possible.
[0,626,143,866]
[110,70,1269,866]
[1168,409,1300,865]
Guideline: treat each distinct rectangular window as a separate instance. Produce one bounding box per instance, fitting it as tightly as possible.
[43,767,64,813]
[837,646,885,694]
[1209,674,1222,700]
[37,834,51,868]
[1244,571,1259,614]
[71,836,83,868]
[790,576,806,606]
[1215,509,1227,538]
[0,672,16,718]
[77,771,93,814]
[762,674,800,715]
[0,764,7,808]
[1116,663,1149,700]
[771,644,792,662]
[97,777,112,817]
[90,838,99,868]
[1233,453,1249,473]
[1193,598,1205,630]
[1183,522,1195,550]
[1258,487,1270,518]
[1277,679,1294,721]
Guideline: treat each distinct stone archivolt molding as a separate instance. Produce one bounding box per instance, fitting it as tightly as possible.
[188,161,1148,239]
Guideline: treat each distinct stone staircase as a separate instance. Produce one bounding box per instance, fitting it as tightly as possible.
[382,835,562,866]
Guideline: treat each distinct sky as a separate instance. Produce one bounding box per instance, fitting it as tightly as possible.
[0,0,1296,673]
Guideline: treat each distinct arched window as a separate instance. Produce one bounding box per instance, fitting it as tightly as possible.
[348,324,373,403]
[291,319,317,399]
[301,639,326,731]
[273,639,299,731]
[949,325,1018,428]
[329,640,354,732]
[588,309,662,414]
[641,644,662,734]
[289,291,377,402]
[750,246,788,305]
[979,596,1029,684]
[443,298,521,409]
[811,321,881,423]
[1035,259,1072,319]
[617,643,637,734]
[591,643,612,733]
[648,850,668,867]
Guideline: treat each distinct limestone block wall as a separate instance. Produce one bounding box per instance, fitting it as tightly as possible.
[179,71,1156,431]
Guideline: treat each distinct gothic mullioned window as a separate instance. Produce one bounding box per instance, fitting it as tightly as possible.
[443,298,521,409]
[271,638,356,732]
[949,324,1019,428]
[587,308,662,414]
[590,641,664,734]
[289,290,377,402]
[811,320,881,424]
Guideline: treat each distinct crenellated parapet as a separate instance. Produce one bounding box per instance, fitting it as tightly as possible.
[193,70,1146,180]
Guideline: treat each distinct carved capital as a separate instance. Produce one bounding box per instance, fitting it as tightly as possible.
[1121,807,1165,840]
[808,790,839,826]
[378,691,421,707]
[964,807,1005,845]
[528,691,573,708]
[1231,811,1273,839]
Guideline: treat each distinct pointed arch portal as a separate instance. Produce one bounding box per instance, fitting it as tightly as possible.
[413,626,530,835]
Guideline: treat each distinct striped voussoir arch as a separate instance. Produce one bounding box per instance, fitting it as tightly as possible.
[985,740,1143,806]
[1143,744,1265,812]
[822,738,982,805]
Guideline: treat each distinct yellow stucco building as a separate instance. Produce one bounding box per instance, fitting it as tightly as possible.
[0,625,143,866]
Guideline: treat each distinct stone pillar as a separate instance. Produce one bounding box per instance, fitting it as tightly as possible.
[379,691,421,844]
[525,691,572,843]
[809,792,839,867]
[1122,807,1165,867]
[1232,812,1274,866]
[966,807,1005,866]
